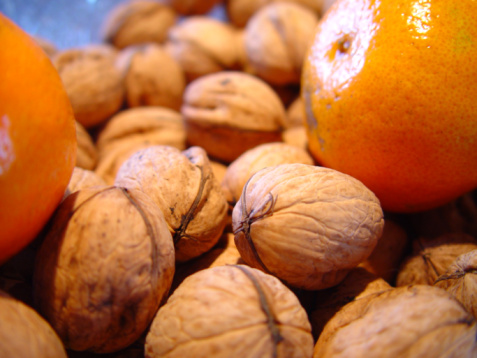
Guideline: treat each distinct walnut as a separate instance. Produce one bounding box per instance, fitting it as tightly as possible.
[286,96,306,128]
[117,43,186,110]
[163,0,222,15]
[53,44,125,129]
[314,285,477,357]
[244,2,319,85]
[33,186,175,353]
[115,145,229,262]
[166,16,241,82]
[0,291,67,358]
[232,163,384,290]
[396,232,477,286]
[145,265,314,358]
[100,0,177,49]
[434,249,477,319]
[209,160,228,184]
[94,107,186,184]
[75,121,98,170]
[221,142,314,205]
[181,71,286,162]
[282,126,309,150]
[62,167,107,200]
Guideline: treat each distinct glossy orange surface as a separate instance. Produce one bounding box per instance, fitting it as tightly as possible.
[0,13,76,263]
[302,0,477,212]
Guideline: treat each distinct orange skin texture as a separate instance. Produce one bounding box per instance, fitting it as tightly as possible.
[0,13,76,263]
[302,0,477,213]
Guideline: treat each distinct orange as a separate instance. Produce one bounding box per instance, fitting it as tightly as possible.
[302,0,477,213]
[0,13,76,263]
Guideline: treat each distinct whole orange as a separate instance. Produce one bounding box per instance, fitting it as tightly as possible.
[302,0,477,212]
[0,13,76,263]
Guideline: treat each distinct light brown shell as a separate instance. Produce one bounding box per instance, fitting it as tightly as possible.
[115,146,229,262]
[435,249,477,319]
[181,71,286,162]
[232,163,384,290]
[221,142,314,204]
[75,121,98,170]
[244,2,319,85]
[145,265,314,358]
[62,167,107,200]
[282,126,309,150]
[163,0,222,15]
[166,17,241,82]
[396,232,477,286]
[52,44,125,128]
[314,285,477,358]
[100,0,177,49]
[33,186,175,353]
[286,96,306,128]
[0,291,67,358]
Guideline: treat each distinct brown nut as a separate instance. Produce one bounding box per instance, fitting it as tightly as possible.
[75,121,98,170]
[435,249,477,319]
[117,43,186,110]
[244,2,319,85]
[232,163,384,290]
[286,96,306,128]
[282,126,309,150]
[0,291,67,358]
[166,17,241,82]
[62,167,107,201]
[145,265,314,358]
[182,71,286,162]
[221,142,314,205]
[53,44,125,129]
[396,232,477,286]
[163,0,222,15]
[100,0,177,49]
[33,186,175,353]
[115,145,229,262]
[314,285,477,358]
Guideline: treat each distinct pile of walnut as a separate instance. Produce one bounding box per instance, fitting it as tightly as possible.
[1,1,477,357]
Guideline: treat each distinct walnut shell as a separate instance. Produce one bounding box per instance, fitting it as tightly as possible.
[62,167,107,200]
[75,121,98,170]
[232,163,384,290]
[396,232,477,286]
[314,285,477,358]
[0,291,67,358]
[115,145,229,262]
[286,96,306,128]
[100,0,177,49]
[33,186,175,353]
[435,249,477,319]
[163,0,222,15]
[145,265,314,358]
[221,142,314,205]
[244,2,319,85]
[117,43,186,110]
[53,45,125,128]
[282,126,309,150]
[181,71,286,162]
[166,17,241,82]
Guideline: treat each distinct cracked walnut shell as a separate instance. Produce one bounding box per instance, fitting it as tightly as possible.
[232,163,384,290]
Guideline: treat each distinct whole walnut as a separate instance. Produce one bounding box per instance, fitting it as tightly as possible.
[62,167,107,200]
[282,126,309,150]
[145,265,314,358]
[33,186,175,353]
[75,121,98,170]
[166,17,241,82]
[314,285,477,357]
[117,43,186,110]
[396,232,477,286]
[53,45,125,129]
[0,290,67,358]
[162,0,222,15]
[115,145,229,262]
[232,163,384,290]
[181,71,286,162]
[100,0,177,49]
[244,2,319,85]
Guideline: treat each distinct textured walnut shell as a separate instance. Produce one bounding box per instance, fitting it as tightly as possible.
[396,232,477,286]
[232,163,384,290]
[182,71,286,162]
[163,0,222,15]
[314,285,477,358]
[244,2,319,85]
[0,291,67,358]
[53,45,125,128]
[33,186,175,353]
[117,43,186,110]
[166,17,241,82]
[75,121,98,170]
[435,249,477,319]
[221,142,314,205]
[145,265,314,358]
[62,167,107,200]
[115,145,229,262]
[100,0,177,49]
